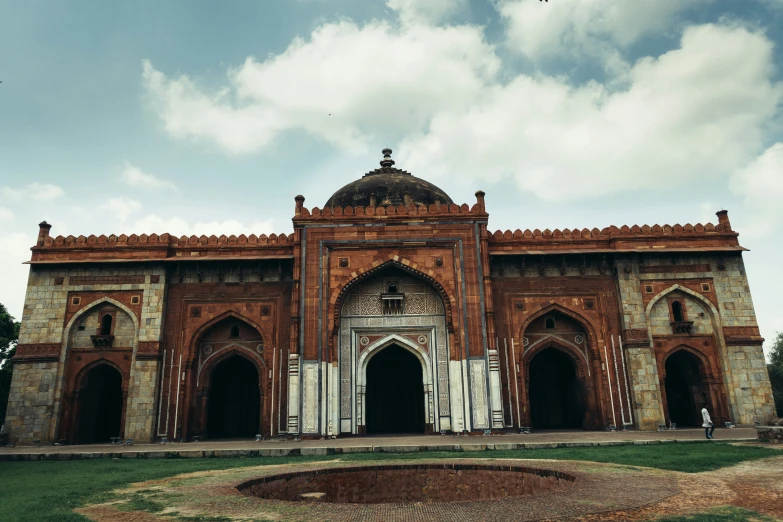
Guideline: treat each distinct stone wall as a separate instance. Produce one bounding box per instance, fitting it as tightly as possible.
[4,362,58,444]
[125,359,160,441]
[625,346,665,430]
[614,252,774,428]
[756,426,783,444]
[6,265,167,444]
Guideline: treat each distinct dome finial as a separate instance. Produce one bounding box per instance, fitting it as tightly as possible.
[380,148,395,168]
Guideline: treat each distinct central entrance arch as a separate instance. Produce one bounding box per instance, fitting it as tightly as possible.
[206,355,261,439]
[528,348,586,430]
[365,345,425,434]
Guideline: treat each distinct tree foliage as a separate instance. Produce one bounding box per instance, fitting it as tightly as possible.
[0,302,21,424]
[768,331,783,417]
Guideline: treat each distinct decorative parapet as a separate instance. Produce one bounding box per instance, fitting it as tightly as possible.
[292,193,488,224]
[28,222,296,264]
[488,211,742,255]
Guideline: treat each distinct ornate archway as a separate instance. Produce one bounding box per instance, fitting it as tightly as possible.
[335,267,449,435]
[519,309,604,430]
[186,315,267,440]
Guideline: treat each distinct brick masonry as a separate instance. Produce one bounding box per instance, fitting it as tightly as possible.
[5,168,777,444]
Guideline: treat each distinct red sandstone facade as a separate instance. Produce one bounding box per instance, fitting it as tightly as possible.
[4,151,776,444]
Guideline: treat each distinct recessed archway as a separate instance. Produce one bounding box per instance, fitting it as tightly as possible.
[206,355,261,439]
[365,345,425,434]
[528,348,585,430]
[664,349,708,427]
[76,364,123,443]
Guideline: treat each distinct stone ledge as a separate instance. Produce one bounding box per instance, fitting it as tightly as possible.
[756,426,783,443]
[0,438,756,461]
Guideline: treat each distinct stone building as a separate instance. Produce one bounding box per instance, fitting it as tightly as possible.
[5,149,776,444]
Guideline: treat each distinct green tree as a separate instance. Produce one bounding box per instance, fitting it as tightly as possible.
[768,331,783,418]
[0,302,21,424]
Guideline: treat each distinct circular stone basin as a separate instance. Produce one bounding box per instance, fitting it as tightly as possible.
[237,463,575,504]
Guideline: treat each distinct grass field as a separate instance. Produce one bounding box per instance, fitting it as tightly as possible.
[0,442,777,521]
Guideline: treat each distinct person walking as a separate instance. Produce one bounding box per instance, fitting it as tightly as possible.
[701,405,715,439]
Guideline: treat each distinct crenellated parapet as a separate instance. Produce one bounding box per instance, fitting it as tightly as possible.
[29,221,295,263]
[293,194,488,224]
[488,211,743,255]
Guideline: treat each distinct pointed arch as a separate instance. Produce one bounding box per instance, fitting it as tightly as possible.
[199,348,265,391]
[662,344,712,372]
[645,284,720,319]
[187,310,269,352]
[74,358,126,390]
[358,333,431,380]
[332,259,455,333]
[62,297,140,354]
[518,303,599,356]
[524,335,590,377]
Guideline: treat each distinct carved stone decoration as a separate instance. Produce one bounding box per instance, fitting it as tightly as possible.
[339,271,450,431]
[202,345,213,355]
[256,344,264,354]
[523,337,530,346]
[470,359,489,429]
[339,258,349,267]
[574,335,584,345]
[435,257,443,267]
[515,301,524,310]
[418,335,428,345]
[302,362,319,433]
[190,307,201,318]
[12,343,61,362]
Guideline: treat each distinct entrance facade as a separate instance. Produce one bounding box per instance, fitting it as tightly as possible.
[337,268,449,435]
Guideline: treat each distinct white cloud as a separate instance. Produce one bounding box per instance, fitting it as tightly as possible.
[0,207,13,221]
[387,0,467,26]
[398,24,783,201]
[1,183,64,201]
[141,19,499,153]
[120,162,177,191]
[100,197,142,223]
[126,214,278,237]
[730,142,783,237]
[499,0,705,62]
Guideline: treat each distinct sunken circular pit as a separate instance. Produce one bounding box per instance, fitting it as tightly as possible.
[236,463,575,504]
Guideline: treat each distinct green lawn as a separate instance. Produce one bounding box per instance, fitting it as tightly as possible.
[0,443,777,522]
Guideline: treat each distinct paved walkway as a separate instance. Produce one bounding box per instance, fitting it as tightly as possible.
[0,428,757,460]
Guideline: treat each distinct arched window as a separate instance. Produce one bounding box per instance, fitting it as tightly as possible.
[387,283,398,294]
[545,317,556,329]
[100,314,113,335]
[671,301,684,322]
[229,325,240,338]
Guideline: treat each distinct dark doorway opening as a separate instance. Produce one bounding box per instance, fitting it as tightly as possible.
[665,350,706,427]
[528,348,585,429]
[77,364,123,443]
[207,355,261,439]
[366,345,425,434]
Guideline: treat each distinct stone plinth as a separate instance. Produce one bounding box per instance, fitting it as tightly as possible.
[756,426,783,443]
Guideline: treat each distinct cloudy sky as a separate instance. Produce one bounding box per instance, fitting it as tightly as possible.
[0,0,781,354]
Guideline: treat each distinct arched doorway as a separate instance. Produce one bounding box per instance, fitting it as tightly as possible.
[365,345,425,434]
[664,350,708,427]
[206,355,261,439]
[528,348,585,430]
[77,364,123,443]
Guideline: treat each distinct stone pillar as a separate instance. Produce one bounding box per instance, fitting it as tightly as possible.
[625,346,665,430]
[488,349,504,429]
[469,359,490,430]
[287,354,300,434]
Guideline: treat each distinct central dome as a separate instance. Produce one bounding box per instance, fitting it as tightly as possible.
[324,149,454,209]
